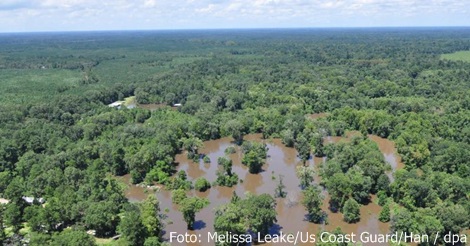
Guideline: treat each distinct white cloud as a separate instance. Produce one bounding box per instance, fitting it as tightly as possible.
[144,0,157,7]
[196,4,217,13]
[0,0,469,32]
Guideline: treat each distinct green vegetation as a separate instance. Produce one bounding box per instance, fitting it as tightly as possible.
[215,157,238,187]
[296,165,316,189]
[51,230,97,246]
[343,198,361,223]
[379,203,391,223]
[302,185,324,223]
[181,135,203,161]
[274,175,287,198]
[241,141,268,174]
[178,197,209,230]
[321,137,387,209]
[214,193,277,240]
[224,146,236,155]
[441,50,470,62]
[118,205,147,246]
[140,195,162,238]
[171,189,187,205]
[194,177,211,192]
[0,28,469,244]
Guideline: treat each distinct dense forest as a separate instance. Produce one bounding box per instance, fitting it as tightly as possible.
[0,28,469,245]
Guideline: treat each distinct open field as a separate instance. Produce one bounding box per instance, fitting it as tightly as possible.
[0,69,86,107]
[441,50,470,62]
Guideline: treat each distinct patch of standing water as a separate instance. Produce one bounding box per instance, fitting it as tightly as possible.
[119,133,403,245]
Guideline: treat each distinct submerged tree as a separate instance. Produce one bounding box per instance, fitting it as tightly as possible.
[217,157,233,176]
[216,157,238,187]
[295,135,311,163]
[274,175,287,198]
[343,198,360,223]
[242,150,264,174]
[379,203,391,223]
[311,133,324,157]
[179,197,209,230]
[140,195,162,238]
[194,177,211,192]
[214,193,277,242]
[181,136,203,161]
[241,141,267,174]
[302,185,324,224]
[281,129,295,147]
[296,165,315,189]
[225,119,244,145]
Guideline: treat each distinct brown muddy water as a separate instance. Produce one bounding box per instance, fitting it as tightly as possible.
[368,135,405,172]
[119,133,403,245]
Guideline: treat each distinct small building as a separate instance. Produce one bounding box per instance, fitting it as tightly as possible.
[173,103,182,107]
[108,101,124,108]
[0,198,10,204]
[22,196,45,204]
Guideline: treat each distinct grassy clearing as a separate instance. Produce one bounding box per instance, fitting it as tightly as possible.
[0,68,83,105]
[441,50,470,62]
[123,96,136,107]
[93,57,166,86]
[95,237,115,245]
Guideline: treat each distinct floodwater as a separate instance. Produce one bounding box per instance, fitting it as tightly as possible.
[325,132,404,180]
[119,133,403,245]
[368,135,405,172]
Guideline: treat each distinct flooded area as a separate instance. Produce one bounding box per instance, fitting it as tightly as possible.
[325,132,404,180]
[119,133,404,245]
[368,135,405,172]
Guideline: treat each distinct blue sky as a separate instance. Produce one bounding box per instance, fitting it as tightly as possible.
[0,0,469,32]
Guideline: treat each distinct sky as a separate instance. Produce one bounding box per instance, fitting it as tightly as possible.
[0,0,469,32]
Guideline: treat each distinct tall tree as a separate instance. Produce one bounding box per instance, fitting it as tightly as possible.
[214,193,277,241]
[179,197,209,230]
[140,195,162,238]
[214,203,247,245]
[281,129,295,147]
[217,157,233,176]
[118,205,147,246]
[296,165,315,189]
[51,230,97,246]
[295,135,311,163]
[215,160,238,187]
[84,202,120,237]
[242,150,264,174]
[225,119,244,144]
[343,198,360,223]
[302,185,324,223]
[0,205,5,245]
[244,194,277,237]
[311,133,324,157]
[379,203,390,223]
[5,202,22,234]
[181,136,203,161]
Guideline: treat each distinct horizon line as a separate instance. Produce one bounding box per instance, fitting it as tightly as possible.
[1,25,470,34]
